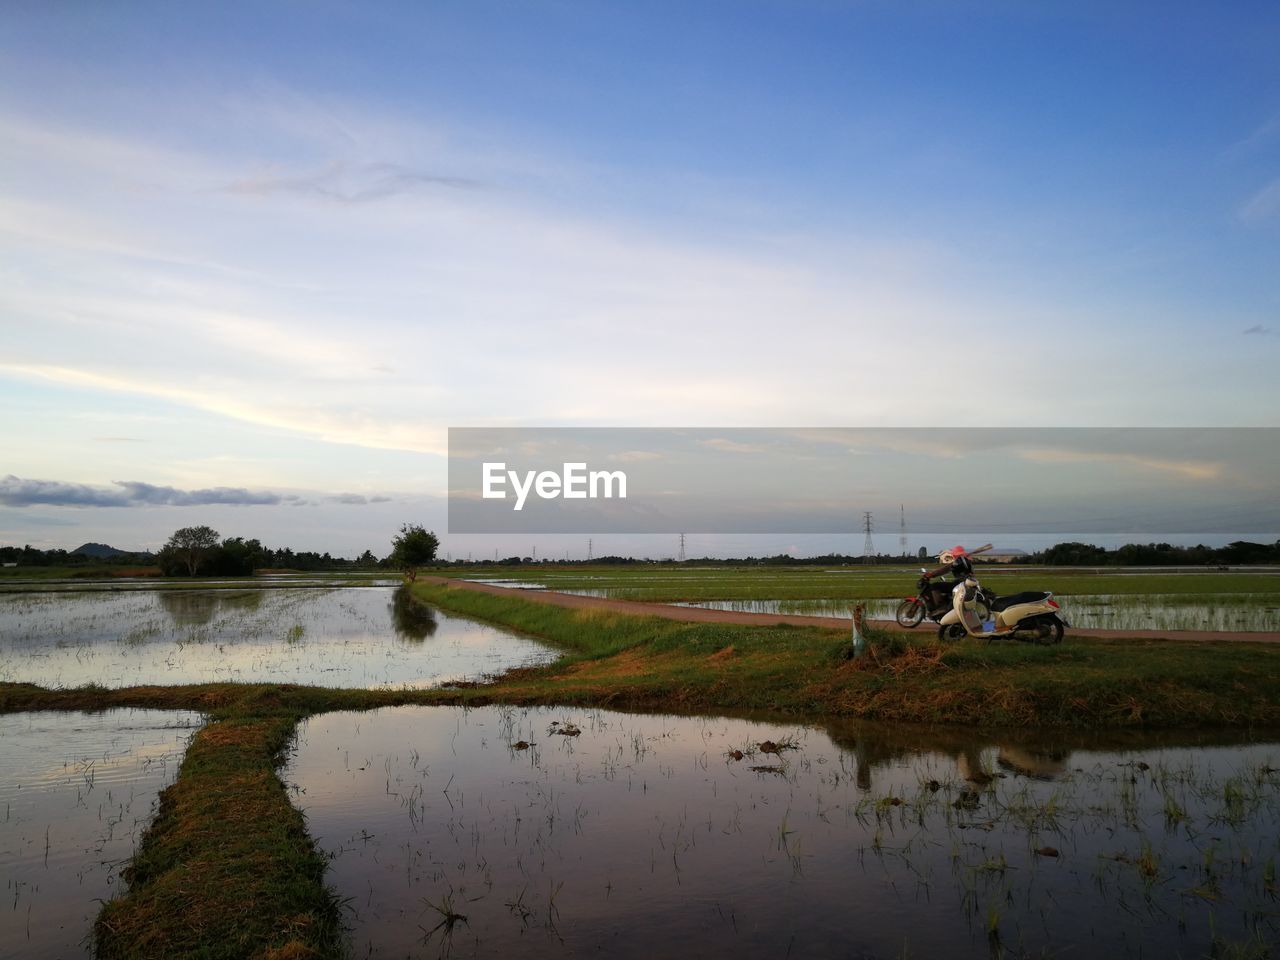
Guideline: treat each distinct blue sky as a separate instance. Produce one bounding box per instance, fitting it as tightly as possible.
[1,1,1277,556]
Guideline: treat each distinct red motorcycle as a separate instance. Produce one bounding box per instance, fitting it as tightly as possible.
[894,544,995,628]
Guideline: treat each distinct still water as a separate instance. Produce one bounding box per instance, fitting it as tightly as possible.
[0,587,556,689]
[674,595,1280,632]
[287,706,1280,959]
[0,709,202,960]
[462,580,1280,631]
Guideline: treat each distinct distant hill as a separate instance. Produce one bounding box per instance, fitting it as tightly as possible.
[72,542,127,558]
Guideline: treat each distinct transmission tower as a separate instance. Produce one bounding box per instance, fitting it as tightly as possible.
[587,538,593,561]
[678,533,686,562]
[899,504,907,558]
[862,511,875,559]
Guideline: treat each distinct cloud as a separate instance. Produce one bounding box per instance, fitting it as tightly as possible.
[1014,449,1222,482]
[1239,177,1280,221]
[0,363,449,455]
[1243,324,1273,335]
[0,475,307,508]
[701,438,768,455]
[224,162,480,204]
[608,450,665,462]
[327,493,393,505]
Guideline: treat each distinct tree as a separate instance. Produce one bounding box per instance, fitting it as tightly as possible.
[389,524,439,581]
[160,525,220,577]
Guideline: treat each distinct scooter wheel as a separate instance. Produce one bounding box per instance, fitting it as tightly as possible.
[937,623,968,643]
[895,599,925,628]
[1034,620,1065,645]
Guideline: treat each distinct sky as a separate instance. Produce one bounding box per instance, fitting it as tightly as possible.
[1,1,1278,558]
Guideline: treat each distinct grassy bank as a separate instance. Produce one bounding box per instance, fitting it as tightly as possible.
[409,580,1280,728]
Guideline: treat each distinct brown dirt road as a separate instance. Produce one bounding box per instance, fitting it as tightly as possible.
[418,576,1280,643]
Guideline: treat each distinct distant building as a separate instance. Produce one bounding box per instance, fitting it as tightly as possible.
[984,549,1028,563]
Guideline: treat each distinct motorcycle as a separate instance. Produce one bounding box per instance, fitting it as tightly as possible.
[895,570,995,627]
[936,576,1068,644]
[896,543,996,628]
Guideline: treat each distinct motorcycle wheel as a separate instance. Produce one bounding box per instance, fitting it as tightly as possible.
[895,599,925,628]
[1031,619,1064,645]
[937,623,968,643]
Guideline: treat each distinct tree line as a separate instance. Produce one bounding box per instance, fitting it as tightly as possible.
[5,535,1277,572]
[2,523,440,577]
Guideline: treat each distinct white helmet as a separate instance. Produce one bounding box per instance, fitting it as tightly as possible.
[938,549,955,565]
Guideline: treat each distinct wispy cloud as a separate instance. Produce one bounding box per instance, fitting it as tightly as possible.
[0,363,449,455]
[701,438,768,455]
[225,162,480,204]
[1015,449,1223,482]
[327,493,393,505]
[1243,324,1273,335]
[1239,177,1280,221]
[608,450,665,462]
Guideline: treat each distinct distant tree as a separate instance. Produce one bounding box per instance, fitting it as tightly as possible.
[356,549,378,568]
[160,525,221,577]
[389,524,439,581]
[917,546,928,559]
[206,537,269,576]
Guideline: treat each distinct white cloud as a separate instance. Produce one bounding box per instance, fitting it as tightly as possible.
[1239,177,1280,221]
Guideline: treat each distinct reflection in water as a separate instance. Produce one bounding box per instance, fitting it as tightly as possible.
[289,705,1280,959]
[155,589,265,627]
[390,585,438,641]
[155,589,221,626]
[0,588,555,689]
[0,709,202,959]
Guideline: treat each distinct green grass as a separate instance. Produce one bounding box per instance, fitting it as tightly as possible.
[405,581,1280,727]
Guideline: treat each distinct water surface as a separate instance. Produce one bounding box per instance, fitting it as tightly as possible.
[287,705,1280,958]
[0,587,556,689]
[0,709,202,959]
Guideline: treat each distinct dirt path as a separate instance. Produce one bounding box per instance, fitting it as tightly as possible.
[418,576,1280,643]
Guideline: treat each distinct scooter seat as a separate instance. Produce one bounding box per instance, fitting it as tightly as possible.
[990,591,1049,612]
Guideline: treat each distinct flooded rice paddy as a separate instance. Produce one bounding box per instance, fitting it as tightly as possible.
[287,706,1280,959]
[474,579,1279,632]
[672,595,1280,631]
[0,709,201,959]
[0,587,556,689]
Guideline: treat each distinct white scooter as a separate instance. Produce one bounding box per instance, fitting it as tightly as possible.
[937,576,1067,644]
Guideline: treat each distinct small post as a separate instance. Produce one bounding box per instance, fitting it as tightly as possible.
[851,604,866,659]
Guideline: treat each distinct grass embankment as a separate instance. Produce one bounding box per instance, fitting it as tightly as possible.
[409,580,1280,727]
